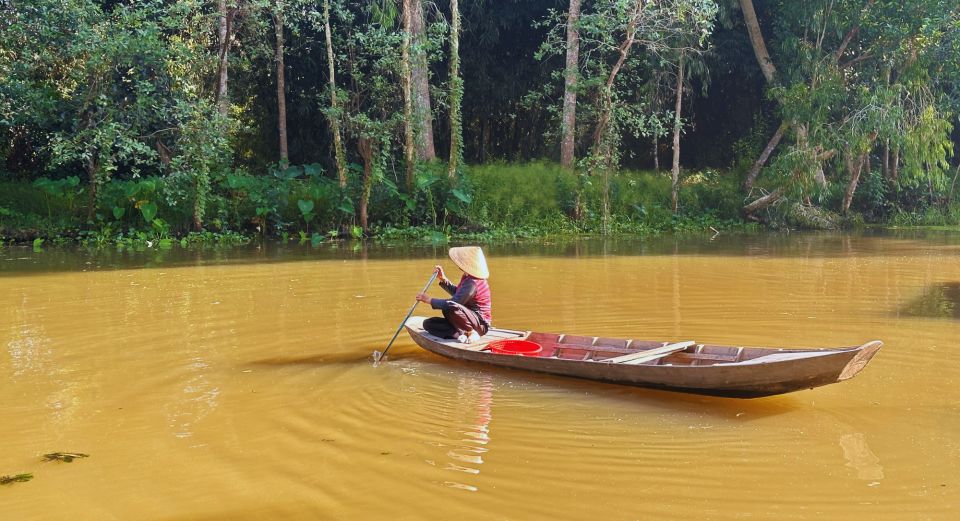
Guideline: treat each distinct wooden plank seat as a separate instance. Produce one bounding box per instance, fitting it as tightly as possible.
[601,341,696,365]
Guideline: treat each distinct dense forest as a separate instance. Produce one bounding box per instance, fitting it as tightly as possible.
[1,0,959,244]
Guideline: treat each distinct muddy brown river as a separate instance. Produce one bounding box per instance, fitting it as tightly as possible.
[1,231,957,520]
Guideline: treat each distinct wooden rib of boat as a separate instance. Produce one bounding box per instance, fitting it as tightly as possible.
[403,316,882,398]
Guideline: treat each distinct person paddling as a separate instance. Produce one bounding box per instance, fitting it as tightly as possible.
[416,246,492,344]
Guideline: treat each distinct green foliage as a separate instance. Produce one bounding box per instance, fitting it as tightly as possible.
[0,0,956,238]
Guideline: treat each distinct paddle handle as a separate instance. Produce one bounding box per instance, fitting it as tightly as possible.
[380,271,439,360]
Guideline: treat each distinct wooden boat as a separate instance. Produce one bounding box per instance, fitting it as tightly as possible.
[403,316,882,398]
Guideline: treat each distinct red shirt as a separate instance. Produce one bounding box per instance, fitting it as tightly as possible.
[430,274,492,325]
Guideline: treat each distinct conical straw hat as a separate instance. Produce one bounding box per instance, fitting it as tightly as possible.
[448,246,489,279]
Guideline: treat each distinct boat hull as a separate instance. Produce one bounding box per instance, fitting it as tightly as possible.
[403,317,882,398]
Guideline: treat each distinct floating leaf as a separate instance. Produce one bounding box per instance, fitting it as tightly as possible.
[310,232,324,247]
[43,452,89,463]
[0,473,32,485]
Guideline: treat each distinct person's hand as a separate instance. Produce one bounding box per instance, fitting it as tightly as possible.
[433,265,447,283]
[415,292,430,303]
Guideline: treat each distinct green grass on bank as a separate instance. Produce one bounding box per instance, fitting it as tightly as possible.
[0,161,755,246]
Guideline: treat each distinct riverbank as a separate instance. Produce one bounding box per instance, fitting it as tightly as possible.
[5,161,960,248]
[0,162,753,246]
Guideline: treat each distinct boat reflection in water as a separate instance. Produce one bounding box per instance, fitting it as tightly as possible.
[424,372,494,492]
[840,432,885,483]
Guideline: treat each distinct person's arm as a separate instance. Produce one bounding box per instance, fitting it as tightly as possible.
[430,278,477,310]
[434,265,457,296]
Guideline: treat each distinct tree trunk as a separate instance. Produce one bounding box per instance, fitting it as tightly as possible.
[85,154,100,220]
[743,148,838,216]
[401,0,415,191]
[409,0,436,160]
[560,0,580,170]
[891,146,900,181]
[671,53,684,214]
[882,140,890,180]
[274,3,288,164]
[948,163,960,206]
[742,187,784,216]
[447,0,462,180]
[323,0,348,188]
[582,0,643,223]
[796,123,827,188]
[738,0,776,84]
[590,2,641,148]
[193,172,209,232]
[215,1,233,116]
[842,153,867,215]
[653,135,659,172]
[357,136,375,232]
[743,121,786,192]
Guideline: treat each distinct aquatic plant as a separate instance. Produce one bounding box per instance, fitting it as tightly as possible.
[43,452,89,463]
[0,473,33,485]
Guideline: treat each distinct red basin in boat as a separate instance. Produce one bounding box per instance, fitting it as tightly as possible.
[488,339,543,356]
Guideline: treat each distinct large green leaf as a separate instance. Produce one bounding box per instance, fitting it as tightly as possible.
[139,202,158,223]
[297,199,315,216]
[337,197,354,214]
[112,206,125,220]
[451,187,472,204]
[277,165,302,181]
[303,163,323,177]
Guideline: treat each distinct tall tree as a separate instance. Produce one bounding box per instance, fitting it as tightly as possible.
[323,0,348,188]
[670,52,685,213]
[215,1,242,116]
[401,0,416,191]
[739,0,956,218]
[409,0,436,160]
[274,0,289,164]
[738,0,776,83]
[560,0,581,169]
[448,0,463,179]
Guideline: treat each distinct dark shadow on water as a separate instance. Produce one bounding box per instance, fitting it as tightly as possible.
[899,282,960,319]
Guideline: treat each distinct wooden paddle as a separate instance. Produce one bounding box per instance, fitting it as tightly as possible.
[373,271,438,363]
